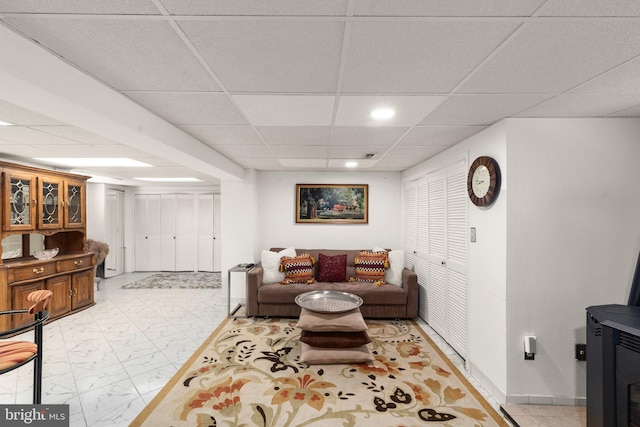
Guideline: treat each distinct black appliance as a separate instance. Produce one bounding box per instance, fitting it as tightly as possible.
[587,304,640,427]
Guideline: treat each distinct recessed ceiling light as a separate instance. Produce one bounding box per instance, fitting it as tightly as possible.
[370,108,395,120]
[134,177,202,182]
[0,120,14,126]
[35,158,152,167]
[345,161,358,168]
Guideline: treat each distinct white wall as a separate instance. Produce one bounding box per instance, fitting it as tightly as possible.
[506,118,640,403]
[403,122,509,400]
[221,170,258,303]
[86,182,106,242]
[402,117,640,405]
[255,171,403,253]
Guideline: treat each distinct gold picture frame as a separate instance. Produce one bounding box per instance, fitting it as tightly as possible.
[296,184,368,224]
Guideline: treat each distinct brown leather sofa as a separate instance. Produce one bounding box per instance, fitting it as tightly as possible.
[246,248,418,319]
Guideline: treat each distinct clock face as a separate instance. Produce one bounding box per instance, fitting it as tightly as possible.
[471,165,490,198]
[467,156,501,206]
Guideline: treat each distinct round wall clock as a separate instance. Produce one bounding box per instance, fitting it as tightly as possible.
[467,156,501,207]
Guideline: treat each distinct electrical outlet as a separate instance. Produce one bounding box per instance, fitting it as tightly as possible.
[575,344,586,361]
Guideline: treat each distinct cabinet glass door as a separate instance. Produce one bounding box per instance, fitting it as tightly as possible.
[64,180,85,228]
[39,177,62,229]
[3,171,36,231]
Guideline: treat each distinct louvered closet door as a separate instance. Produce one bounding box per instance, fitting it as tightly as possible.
[425,160,468,358]
[427,170,447,338]
[404,179,430,319]
[445,161,468,356]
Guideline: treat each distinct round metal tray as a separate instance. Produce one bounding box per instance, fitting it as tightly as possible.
[295,290,363,313]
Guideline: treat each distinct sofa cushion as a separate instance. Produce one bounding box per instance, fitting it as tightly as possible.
[280,253,315,284]
[261,247,296,283]
[317,253,347,282]
[296,308,367,332]
[258,281,407,306]
[353,251,389,285]
[300,330,371,348]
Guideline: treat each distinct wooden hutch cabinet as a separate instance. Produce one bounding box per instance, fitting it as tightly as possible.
[0,161,95,331]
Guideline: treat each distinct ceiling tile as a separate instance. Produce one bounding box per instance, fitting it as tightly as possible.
[179,20,343,93]
[459,21,640,94]
[0,0,160,14]
[233,95,335,126]
[181,125,264,145]
[29,126,121,145]
[369,158,422,170]
[335,96,445,126]
[327,159,378,168]
[279,159,327,168]
[400,126,486,146]
[160,0,348,16]
[0,126,80,145]
[0,101,66,125]
[611,104,640,117]
[3,18,219,91]
[0,144,61,158]
[212,144,274,158]
[341,20,519,93]
[353,0,546,16]
[125,92,246,125]
[384,145,449,159]
[332,126,408,146]
[538,0,640,16]
[258,126,331,146]
[328,146,390,159]
[570,57,640,95]
[517,94,640,117]
[270,145,329,159]
[419,94,553,126]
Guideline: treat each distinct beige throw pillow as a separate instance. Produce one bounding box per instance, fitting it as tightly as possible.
[296,308,367,332]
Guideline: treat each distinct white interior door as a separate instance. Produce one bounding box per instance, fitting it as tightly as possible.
[175,194,196,271]
[160,194,177,271]
[213,194,221,272]
[197,194,214,272]
[134,194,162,271]
[105,189,124,277]
[134,195,149,271]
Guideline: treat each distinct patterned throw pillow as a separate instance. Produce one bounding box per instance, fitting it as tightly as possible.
[317,253,347,282]
[280,253,315,284]
[352,251,389,286]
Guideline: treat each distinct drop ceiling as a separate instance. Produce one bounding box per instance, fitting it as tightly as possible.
[0,0,639,185]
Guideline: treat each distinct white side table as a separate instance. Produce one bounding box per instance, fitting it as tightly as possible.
[227,263,254,316]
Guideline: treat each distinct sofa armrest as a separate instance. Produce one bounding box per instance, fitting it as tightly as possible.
[246,265,263,316]
[402,268,418,318]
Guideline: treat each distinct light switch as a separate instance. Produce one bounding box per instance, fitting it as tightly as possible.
[470,227,476,242]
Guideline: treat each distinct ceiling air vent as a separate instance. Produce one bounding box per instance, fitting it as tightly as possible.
[364,153,377,159]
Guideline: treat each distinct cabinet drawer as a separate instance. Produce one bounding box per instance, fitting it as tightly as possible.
[8,262,57,283]
[57,255,92,273]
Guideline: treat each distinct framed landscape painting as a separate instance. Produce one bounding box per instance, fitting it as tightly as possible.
[296,184,368,224]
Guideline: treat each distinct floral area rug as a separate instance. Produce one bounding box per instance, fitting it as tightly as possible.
[120,272,221,289]
[130,317,508,427]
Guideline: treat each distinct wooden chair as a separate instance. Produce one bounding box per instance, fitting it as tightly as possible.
[0,290,53,404]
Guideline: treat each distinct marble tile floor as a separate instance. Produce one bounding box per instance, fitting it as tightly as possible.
[0,272,511,426]
[501,404,586,427]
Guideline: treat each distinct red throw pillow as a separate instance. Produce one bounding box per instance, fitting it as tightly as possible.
[317,253,347,282]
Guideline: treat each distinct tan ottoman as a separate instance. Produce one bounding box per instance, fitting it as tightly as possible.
[296,308,373,364]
